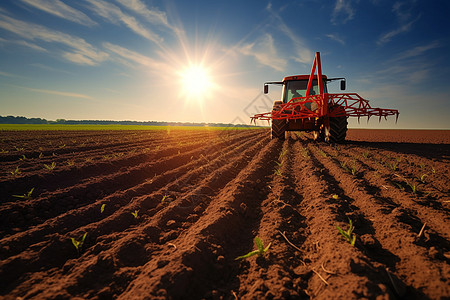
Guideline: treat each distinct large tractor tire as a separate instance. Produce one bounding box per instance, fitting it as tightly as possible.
[325,105,348,143]
[271,119,287,140]
[271,101,286,140]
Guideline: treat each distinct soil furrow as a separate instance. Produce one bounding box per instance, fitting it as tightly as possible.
[307,142,449,298]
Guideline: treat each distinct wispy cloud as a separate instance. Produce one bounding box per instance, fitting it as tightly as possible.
[237,34,286,72]
[325,34,345,45]
[0,37,48,52]
[22,86,93,99]
[0,13,108,65]
[115,0,172,30]
[18,0,96,26]
[389,41,440,62]
[31,63,72,74]
[84,0,163,45]
[0,70,24,78]
[103,42,167,71]
[377,1,420,46]
[266,3,313,64]
[331,0,356,25]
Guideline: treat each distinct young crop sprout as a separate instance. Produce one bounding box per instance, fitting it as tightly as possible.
[13,187,34,199]
[161,194,169,203]
[10,166,20,176]
[336,218,356,246]
[419,174,427,183]
[235,237,271,260]
[405,179,418,194]
[332,194,339,200]
[71,233,87,255]
[100,204,106,213]
[44,162,56,170]
[274,161,283,176]
[131,210,139,219]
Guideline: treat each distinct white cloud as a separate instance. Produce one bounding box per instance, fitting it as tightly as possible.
[103,42,168,71]
[377,17,419,46]
[0,13,108,65]
[0,70,24,78]
[266,4,313,64]
[0,37,48,52]
[19,0,96,26]
[237,34,287,72]
[85,0,163,45]
[391,41,440,62]
[21,86,93,99]
[331,0,356,25]
[325,34,345,45]
[377,1,420,46]
[115,0,171,29]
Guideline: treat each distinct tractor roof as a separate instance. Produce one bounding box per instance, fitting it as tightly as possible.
[282,75,327,82]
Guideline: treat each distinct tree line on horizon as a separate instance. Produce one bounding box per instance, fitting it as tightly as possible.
[0,115,255,127]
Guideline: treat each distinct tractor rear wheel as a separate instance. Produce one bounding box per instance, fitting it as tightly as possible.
[271,100,286,140]
[325,105,348,143]
[271,119,286,140]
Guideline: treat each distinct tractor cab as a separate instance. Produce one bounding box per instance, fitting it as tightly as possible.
[281,75,328,104]
[264,75,345,103]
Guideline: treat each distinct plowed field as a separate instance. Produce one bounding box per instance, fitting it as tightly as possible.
[1,128,449,299]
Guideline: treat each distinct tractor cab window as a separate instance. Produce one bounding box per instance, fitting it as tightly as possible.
[283,80,327,103]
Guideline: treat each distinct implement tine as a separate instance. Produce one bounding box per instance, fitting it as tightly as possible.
[395,112,399,123]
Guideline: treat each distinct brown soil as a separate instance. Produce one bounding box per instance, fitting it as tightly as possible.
[0,128,449,299]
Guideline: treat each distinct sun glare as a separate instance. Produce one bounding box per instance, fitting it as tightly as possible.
[179,65,213,101]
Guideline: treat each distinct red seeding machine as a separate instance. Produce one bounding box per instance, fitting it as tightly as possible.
[251,52,399,143]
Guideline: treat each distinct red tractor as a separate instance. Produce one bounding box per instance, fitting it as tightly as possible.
[251,52,399,142]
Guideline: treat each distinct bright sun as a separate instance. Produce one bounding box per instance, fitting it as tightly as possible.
[179,65,213,101]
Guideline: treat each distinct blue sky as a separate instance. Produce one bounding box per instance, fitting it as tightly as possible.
[0,0,449,129]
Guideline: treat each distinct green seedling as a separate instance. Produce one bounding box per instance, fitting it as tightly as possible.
[11,166,21,176]
[332,194,339,200]
[100,204,106,213]
[405,179,418,194]
[418,174,427,183]
[0,149,9,154]
[386,161,398,171]
[39,153,44,159]
[59,144,66,149]
[341,160,358,176]
[336,218,356,246]
[20,154,27,160]
[235,236,271,260]
[300,147,310,158]
[362,151,369,159]
[66,160,75,166]
[317,149,327,158]
[14,146,24,152]
[44,162,56,170]
[278,149,288,161]
[274,161,282,176]
[431,166,436,174]
[13,187,34,199]
[71,233,87,255]
[394,182,405,191]
[131,210,139,219]
[161,194,168,203]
